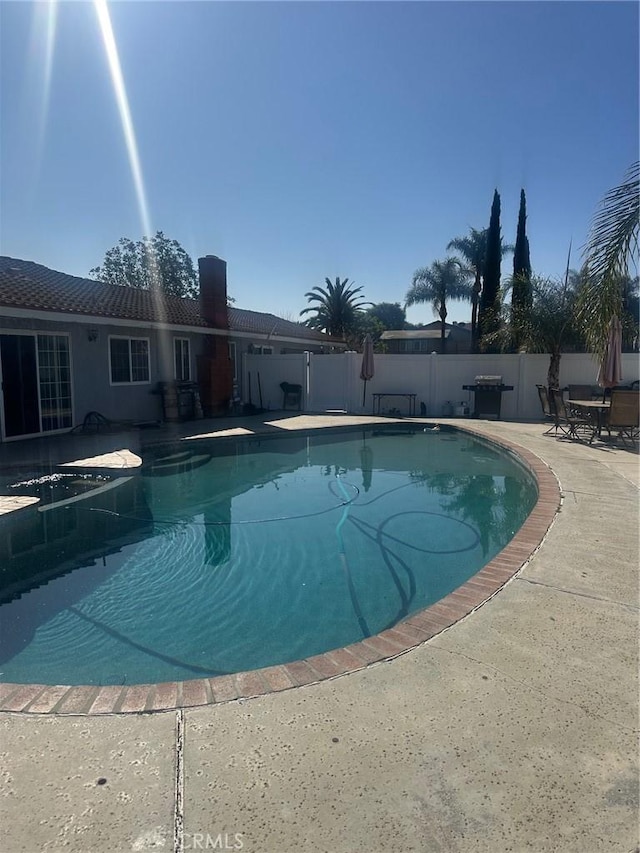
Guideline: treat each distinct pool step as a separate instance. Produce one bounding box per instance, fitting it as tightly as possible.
[146,453,212,477]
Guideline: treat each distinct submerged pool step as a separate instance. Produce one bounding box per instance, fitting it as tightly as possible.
[146,453,212,476]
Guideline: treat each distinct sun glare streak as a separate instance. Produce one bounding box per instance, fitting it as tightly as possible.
[34,0,57,157]
[25,1,58,207]
[41,0,57,125]
[94,0,152,237]
[94,0,172,377]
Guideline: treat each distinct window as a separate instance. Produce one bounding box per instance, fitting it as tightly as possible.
[174,337,191,381]
[109,336,150,384]
[228,341,237,382]
[252,345,273,355]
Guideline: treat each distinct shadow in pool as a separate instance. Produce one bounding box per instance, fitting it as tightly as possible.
[0,475,153,664]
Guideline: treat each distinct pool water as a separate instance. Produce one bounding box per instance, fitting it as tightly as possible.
[0,427,537,685]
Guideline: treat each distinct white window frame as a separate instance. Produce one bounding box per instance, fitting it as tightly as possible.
[228,341,237,382]
[109,335,151,386]
[173,337,191,381]
[252,345,273,355]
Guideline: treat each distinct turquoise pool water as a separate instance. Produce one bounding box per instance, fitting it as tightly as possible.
[0,426,537,685]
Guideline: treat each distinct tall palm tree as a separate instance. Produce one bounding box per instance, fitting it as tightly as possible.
[578,161,640,358]
[300,277,369,338]
[405,258,472,353]
[447,227,514,351]
[447,228,487,350]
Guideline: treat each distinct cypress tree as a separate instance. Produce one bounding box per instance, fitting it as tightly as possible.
[478,189,502,343]
[512,189,532,324]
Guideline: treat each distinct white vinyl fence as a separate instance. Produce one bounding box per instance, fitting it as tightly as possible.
[243,351,639,421]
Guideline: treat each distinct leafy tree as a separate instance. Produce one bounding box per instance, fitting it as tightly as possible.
[405,258,472,353]
[341,304,401,352]
[483,274,586,388]
[479,190,503,345]
[299,277,370,338]
[512,189,532,283]
[577,161,640,358]
[367,302,406,330]
[511,189,532,348]
[349,312,385,351]
[90,231,198,298]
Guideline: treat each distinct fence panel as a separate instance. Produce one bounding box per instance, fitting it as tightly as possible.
[244,351,638,419]
[244,353,306,412]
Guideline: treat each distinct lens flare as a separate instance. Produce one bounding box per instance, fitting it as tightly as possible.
[39,0,57,148]
[93,0,151,237]
[94,0,172,373]
[25,1,58,204]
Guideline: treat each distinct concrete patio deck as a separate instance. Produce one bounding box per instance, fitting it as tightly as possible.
[0,415,638,852]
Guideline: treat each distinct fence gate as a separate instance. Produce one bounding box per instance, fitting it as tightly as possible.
[307,353,350,412]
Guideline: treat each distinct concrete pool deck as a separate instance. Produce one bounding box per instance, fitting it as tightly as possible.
[0,415,638,852]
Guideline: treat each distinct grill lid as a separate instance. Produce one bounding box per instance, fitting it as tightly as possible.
[474,375,502,385]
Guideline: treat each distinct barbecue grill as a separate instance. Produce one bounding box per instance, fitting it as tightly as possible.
[462,375,514,420]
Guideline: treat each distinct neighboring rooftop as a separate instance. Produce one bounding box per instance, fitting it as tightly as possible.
[0,256,342,344]
[381,324,472,341]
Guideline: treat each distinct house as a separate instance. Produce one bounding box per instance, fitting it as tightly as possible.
[381,321,472,354]
[0,255,345,441]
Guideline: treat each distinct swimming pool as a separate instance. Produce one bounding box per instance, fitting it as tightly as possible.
[0,426,537,687]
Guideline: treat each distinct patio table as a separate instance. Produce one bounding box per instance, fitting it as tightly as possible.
[372,392,417,417]
[567,399,610,438]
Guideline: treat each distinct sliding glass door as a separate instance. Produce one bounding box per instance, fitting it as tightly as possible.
[0,333,72,439]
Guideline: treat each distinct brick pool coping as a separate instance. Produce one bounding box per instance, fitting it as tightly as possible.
[0,425,561,715]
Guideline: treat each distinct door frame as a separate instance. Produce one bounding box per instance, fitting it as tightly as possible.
[0,330,74,442]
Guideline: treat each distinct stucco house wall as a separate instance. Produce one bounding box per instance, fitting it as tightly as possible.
[0,254,345,440]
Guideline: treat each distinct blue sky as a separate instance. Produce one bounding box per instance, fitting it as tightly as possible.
[1,1,638,325]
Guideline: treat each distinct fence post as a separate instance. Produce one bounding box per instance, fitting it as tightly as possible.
[304,351,311,411]
[429,352,437,417]
[517,352,527,419]
[345,350,358,413]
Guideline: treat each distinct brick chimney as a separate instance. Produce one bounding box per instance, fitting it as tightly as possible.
[197,255,233,415]
[198,255,229,329]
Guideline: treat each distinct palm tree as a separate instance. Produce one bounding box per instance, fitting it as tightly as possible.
[447,227,514,351]
[447,228,487,351]
[405,258,472,353]
[484,274,585,388]
[300,277,369,338]
[578,161,640,358]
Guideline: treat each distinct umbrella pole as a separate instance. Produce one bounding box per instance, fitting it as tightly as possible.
[362,380,367,407]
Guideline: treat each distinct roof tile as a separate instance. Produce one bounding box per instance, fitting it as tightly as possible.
[0,256,342,345]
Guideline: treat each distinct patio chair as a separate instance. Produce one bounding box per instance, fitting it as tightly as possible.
[536,385,558,434]
[280,382,303,411]
[602,389,639,445]
[549,388,597,442]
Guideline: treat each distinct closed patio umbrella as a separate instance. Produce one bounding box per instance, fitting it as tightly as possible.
[359,440,374,492]
[597,315,623,400]
[360,335,375,407]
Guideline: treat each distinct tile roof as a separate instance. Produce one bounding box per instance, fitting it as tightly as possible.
[0,257,342,344]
